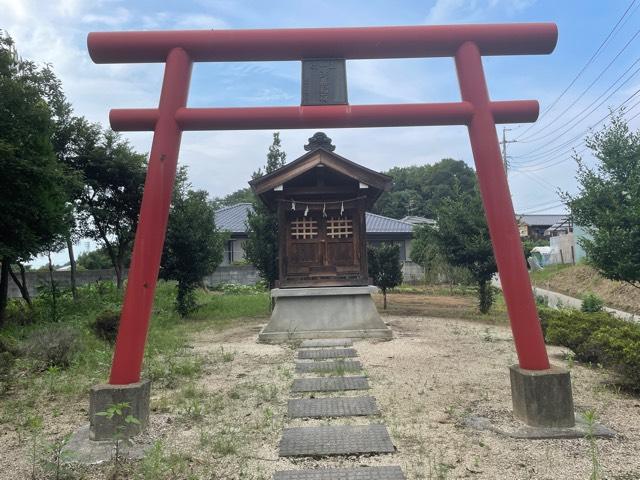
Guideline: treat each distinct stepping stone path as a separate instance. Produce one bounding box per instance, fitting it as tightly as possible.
[279,425,395,457]
[297,348,358,359]
[291,376,369,393]
[300,338,353,348]
[287,396,379,418]
[274,466,406,480]
[273,339,405,479]
[295,359,362,373]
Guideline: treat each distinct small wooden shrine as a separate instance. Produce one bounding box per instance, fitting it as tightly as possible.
[250,132,392,288]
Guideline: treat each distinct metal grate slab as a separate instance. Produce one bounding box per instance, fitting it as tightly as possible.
[291,376,369,393]
[300,339,353,348]
[274,466,406,480]
[279,424,395,457]
[288,396,379,418]
[295,360,362,373]
[297,348,358,359]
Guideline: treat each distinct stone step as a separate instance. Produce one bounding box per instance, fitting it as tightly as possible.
[295,360,362,374]
[297,348,358,360]
[279,424,395,457]
[291,376,370,393]
[288,396,379,418]
[273,466,406,480]
[300,338,353,348]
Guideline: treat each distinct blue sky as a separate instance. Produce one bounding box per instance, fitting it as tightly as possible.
[2,0,639,265]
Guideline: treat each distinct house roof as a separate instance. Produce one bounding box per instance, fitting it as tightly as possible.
[517,214,567,227]
[214,203,253,234]
[401,215,436,226]
[215,203,413,236]
[366,213,414,234]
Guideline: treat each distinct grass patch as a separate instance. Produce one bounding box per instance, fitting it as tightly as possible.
[0,281,269,430]
[529,263,573,283]
[379,284,509,324]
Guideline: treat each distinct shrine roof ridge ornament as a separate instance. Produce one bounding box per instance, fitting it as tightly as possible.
[304,132,335,152]
[87,23,557,63]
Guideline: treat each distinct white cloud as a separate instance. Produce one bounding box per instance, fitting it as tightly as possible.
[81,7,131,26]
[425,0,537,24]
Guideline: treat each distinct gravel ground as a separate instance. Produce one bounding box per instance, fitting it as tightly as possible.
[1,315,639,479]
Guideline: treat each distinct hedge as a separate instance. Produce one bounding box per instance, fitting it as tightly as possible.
[539,307,640,389]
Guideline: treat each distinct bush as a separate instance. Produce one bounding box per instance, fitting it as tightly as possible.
[22,326,80,370]
[92,309,120,343]
[0,335,19,394]
[581,293,604,313]
[539,307,640,389]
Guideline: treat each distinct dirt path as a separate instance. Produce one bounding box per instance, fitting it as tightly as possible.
[154,315,640,479]
[3,315,638,479]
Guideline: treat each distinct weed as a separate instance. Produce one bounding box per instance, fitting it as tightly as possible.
[219,346,234,363]
[23,414,43,480]
[584,409,602,480]
[96,402,141,476]
[582,293,604,313]
[92,310,120,343]
[564,351,576,369]
[482,328,494,342]
[41,435,75,480]
[256,384,278,403]
[137,441,190,479]
[23,326,80,370]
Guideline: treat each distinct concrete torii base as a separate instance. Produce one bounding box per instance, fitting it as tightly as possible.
[257,286,392,343]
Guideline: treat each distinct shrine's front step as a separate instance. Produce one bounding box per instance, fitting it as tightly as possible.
[300,338,353,348]
[279,425,395,457]
[295,360,362,373]
[291,376,370,393]
[297,348,358,360]
[288,396,379,418]
[273,466,406,480]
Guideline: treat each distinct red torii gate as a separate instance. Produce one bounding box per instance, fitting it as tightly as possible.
[87,23,557,386]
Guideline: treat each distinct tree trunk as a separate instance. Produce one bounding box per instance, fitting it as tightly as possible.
[48,252,58,322]
[0,258,9,328]
[478,279,493,314]
[383,289,387,310]
[8,264,31,307]
[115,261,124,290]
[66,237,78,301]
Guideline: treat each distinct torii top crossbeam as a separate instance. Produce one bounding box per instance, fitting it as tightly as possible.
[87,23,558,385]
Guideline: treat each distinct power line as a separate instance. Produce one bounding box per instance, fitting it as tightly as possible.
[512,88,640,163]
[519,203,566,214]
[519,49,640,143]
[516,0,638,139]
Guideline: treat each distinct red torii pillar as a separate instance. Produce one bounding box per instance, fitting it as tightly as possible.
[88,23,574,429]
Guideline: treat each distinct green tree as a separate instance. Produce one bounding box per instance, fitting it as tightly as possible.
[433,186,497,313]
[245,132,287,290]
[161,175,224,316]
[211,187,255,210]
[564,114,640,289]
[76,247,123,271]
[76,129,147,289]
[368,244,403,309]
[0,33,71,324]
[373,159,476,219]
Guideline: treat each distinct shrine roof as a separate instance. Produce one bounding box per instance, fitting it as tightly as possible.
[249,147,392,196]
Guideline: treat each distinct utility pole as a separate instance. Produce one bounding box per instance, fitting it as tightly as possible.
[500,127,517,175]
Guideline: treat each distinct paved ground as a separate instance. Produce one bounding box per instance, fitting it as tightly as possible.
[275,340,405,478]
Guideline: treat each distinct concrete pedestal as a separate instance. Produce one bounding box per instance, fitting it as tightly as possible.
[89,379,151,441]
[509,365,575,428]
[258,286,392,343]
